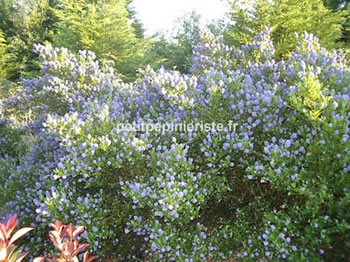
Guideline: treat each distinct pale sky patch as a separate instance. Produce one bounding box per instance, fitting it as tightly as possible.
[131,0,229,36]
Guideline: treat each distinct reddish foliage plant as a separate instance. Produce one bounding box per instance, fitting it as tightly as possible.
[34,221,96,262]
[0,214,34,262]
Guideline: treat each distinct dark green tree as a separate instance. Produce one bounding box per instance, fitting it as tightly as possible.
[340,4,350,49]
[0,0,58,80]
[0,29,8,78]
[324,0,350,55]
[126,0,146,39]
[324,0,349,9]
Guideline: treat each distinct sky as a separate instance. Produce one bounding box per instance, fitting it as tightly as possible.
[131,0,229,36]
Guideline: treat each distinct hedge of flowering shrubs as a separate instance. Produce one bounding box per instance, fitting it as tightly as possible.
[0,28,349,261]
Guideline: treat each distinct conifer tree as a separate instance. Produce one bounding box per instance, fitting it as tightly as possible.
[0,29,16,98]
[0,0,58,80]
[0,29,8,78]
[126,0,146,39]
[224,0,275,47]
[225,0,347,58]
[52,0,148,81]
[324,0,349,9]
[324,0,350,53]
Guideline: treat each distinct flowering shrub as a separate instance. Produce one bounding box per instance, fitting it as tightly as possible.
[0,28,349,260]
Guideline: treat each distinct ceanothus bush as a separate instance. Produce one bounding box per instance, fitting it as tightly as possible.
[0,28,349,260]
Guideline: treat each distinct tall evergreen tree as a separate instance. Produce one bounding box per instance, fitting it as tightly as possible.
[224,0,347,58]
[340,4,350,50]
[126,0,146,39]
[0,29,16,98]
[324,0,350,54]
[0,29,8,78]
[52,0,148,81]
[0,0,58,80]
[224,0,275,47]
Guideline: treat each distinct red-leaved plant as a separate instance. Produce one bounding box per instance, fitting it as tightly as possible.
[34,221,96,262]
[0,214,95,262]
[0,214,34,262]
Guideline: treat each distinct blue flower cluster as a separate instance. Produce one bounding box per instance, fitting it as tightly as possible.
[0,28,349,260]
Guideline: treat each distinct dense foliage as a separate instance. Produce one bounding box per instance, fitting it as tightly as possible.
[0,0,348,86]
[224,0,348,59]
[1,27,349,261]
[0,0,58,80]
[52,0,149,81]
[0,0,149,82]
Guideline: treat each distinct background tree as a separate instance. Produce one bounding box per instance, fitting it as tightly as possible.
[144,12,215,73]
[324,0,349,9]
[0,29,12,98]
[52,0,149,81]
[0,0,58,80]
[0,0,149,82]
[224,0,274,47]
[341,4,350,50]
[224,0,347,58]
[171,12,202,72]
[0,29,8,78]
[126,0,146,39]
[324,0,350,54]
